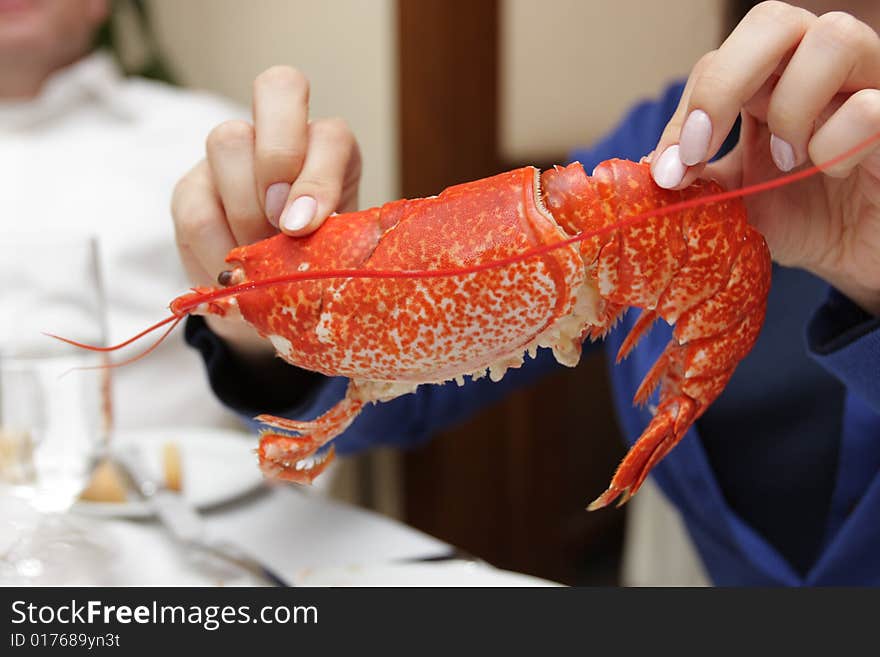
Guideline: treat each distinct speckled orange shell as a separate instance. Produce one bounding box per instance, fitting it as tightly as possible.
[227,167,585,382]
[543,160,755,315]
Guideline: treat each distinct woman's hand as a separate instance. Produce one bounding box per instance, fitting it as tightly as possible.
[650,1,880,316]
[171,66,361,359]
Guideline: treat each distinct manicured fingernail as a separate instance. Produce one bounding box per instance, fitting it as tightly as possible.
[679,109,712,166]
[281,195,317,232]
[653,145,686,189]
[265,182,290,227]
[770,134,795,172]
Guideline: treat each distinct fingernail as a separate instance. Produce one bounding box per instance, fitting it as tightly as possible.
[679,109,712,166]
[770,134,795,172]
[281,195,317,232]
[653,145,686,189]
[265,182,290,227]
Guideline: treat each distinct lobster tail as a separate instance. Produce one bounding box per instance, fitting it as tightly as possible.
[539,158,773,510]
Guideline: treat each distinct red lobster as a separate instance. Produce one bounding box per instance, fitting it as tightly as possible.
[61,137,877,510]
[167,159,770,511]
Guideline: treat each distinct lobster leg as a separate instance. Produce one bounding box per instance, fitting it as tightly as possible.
[615,308,658,363]
[588,229,771,510]
[589,344,714,509]
[256,387,365,484]
[589,395,697,510]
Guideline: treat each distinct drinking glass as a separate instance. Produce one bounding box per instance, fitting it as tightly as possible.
[0,234,114,584]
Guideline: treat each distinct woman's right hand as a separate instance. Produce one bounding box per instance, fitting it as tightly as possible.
[648,2,880,316]
[171,66,362,360]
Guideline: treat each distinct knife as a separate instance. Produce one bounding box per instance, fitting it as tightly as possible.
[113,443,290,587]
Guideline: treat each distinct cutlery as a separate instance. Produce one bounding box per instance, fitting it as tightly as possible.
[398,548,488,566]
[113,443,290,587]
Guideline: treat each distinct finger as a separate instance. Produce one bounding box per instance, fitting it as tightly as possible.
[702,142,744,193]
[766,12,880,172]
[740,74,780,124]
[676,2,815,166]
[178,242,215,289]
[252,66,311,225]
[205,120,274,245]
[701,111,763,192]
[808,88,880,179]
[278,118,361,236]
[651,52,711,189]
[171,160,237,283]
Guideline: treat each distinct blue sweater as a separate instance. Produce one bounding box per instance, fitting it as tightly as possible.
[186,82,880,585]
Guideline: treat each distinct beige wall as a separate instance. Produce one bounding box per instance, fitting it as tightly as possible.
[149,0,399,211]
[148,0,724,216]
[500,0,724,160]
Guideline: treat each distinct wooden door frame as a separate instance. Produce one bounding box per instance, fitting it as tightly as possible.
[396,0,627,585]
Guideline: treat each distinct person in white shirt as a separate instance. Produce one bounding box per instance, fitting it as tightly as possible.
[0,0,246,430]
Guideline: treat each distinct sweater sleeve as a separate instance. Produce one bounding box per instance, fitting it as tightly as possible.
[807,289,880,413]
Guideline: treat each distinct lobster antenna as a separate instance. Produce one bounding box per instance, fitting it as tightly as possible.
[44,312,180,352]
[55,316,184,374]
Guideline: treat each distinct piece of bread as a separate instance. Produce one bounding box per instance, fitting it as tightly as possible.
[0,429,33,484]
[79,458,128,503]
[162,441,183,492]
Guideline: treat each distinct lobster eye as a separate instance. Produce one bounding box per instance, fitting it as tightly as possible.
[217,270,235,287]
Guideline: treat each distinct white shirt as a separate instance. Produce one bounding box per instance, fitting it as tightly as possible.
[0,52,247,431]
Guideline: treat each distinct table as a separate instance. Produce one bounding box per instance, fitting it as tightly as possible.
[2,485,452,586]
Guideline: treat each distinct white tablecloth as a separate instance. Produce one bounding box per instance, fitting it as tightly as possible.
[2,485,452,586]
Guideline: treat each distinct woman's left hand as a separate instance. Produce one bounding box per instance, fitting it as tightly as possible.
[650,1,880,316]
